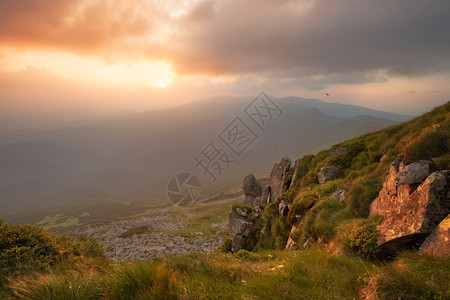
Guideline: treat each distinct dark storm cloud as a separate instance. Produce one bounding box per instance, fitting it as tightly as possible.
[170,0,450,78]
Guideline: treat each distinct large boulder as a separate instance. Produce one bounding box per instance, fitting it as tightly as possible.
[242,174,262,207]
[229,206,256,252]
[317,165,343,184]
[264,157,292,203]
[394,160,432,186]
[372,168,449,253]
[370,158,424,216]
[419,214,450,256]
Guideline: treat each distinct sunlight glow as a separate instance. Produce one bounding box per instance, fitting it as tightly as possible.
[3,48,175,88]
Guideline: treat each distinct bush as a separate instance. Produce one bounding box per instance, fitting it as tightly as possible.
[346,221,380,260]
[0,219,105,289]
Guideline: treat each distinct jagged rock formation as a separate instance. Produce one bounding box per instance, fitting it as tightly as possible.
[330,188,347,202]
[419,214,450,256]
[230,158,293,252]
[242,174,262,207]
[262,157,292,204]
[317,165,343,184]
[229,206,256,252]
[370,158,449,253]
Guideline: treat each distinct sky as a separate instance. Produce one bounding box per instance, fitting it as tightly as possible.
[1,0,449,130]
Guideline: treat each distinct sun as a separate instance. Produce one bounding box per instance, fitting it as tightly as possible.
[157,81,167,88]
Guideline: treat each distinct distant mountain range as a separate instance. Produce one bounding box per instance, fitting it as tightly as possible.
[0,96,410,218]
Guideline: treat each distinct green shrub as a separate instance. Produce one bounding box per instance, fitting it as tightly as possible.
[0,219,105,290]
[346,221,380,260]
[287,193,318,225]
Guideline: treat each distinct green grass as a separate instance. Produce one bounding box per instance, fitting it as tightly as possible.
[6,245,449,299]
[3,103,449,298]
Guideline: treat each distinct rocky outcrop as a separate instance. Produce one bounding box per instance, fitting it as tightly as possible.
[262,157,292,204]
[331,147,347,158]
[317,165,343,184]
[279,200,290,216]
[229,206,257,252]
[330,188,347,202]
[370,158,449,253]
[242,174,262,207]
[419,214,450,256]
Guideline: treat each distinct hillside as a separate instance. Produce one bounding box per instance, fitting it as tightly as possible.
[0,102,448,299]
[1,95,403,223]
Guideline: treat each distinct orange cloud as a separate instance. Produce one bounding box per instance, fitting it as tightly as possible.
[0,0,156,55]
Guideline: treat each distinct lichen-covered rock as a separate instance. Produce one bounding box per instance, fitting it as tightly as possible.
[229,206,256,252]
[330,188,347,202]
[394,160,432,186]
[419,214,450,256]
[374,170,449,252]
[317,165,343,184]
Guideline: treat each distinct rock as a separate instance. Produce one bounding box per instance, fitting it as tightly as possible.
[291,159,299,185]
[419,214,450,256]
[370,158,414,216]
[374,170,449,253]
[285,225,298,250]
[261,186,271,205]
[279,200,290,216]
[242,174,262,207]
[317,165,343,184]
[329,188,347,202]
[265,157,292,203]
[303,239,311,249]
[243,174,262,198]
[394,160,432,186]
[229,206,256,252]
[331,147,347,158]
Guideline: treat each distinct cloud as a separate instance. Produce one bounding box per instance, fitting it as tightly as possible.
[1,0,450,86]
[168,0,450,79]
[0,0,158,56]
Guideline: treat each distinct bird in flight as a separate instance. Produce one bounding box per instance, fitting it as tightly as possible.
[325,92,330,96]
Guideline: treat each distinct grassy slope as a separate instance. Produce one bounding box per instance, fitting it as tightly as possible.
[1,103,449,299]
[246,102,449,253]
